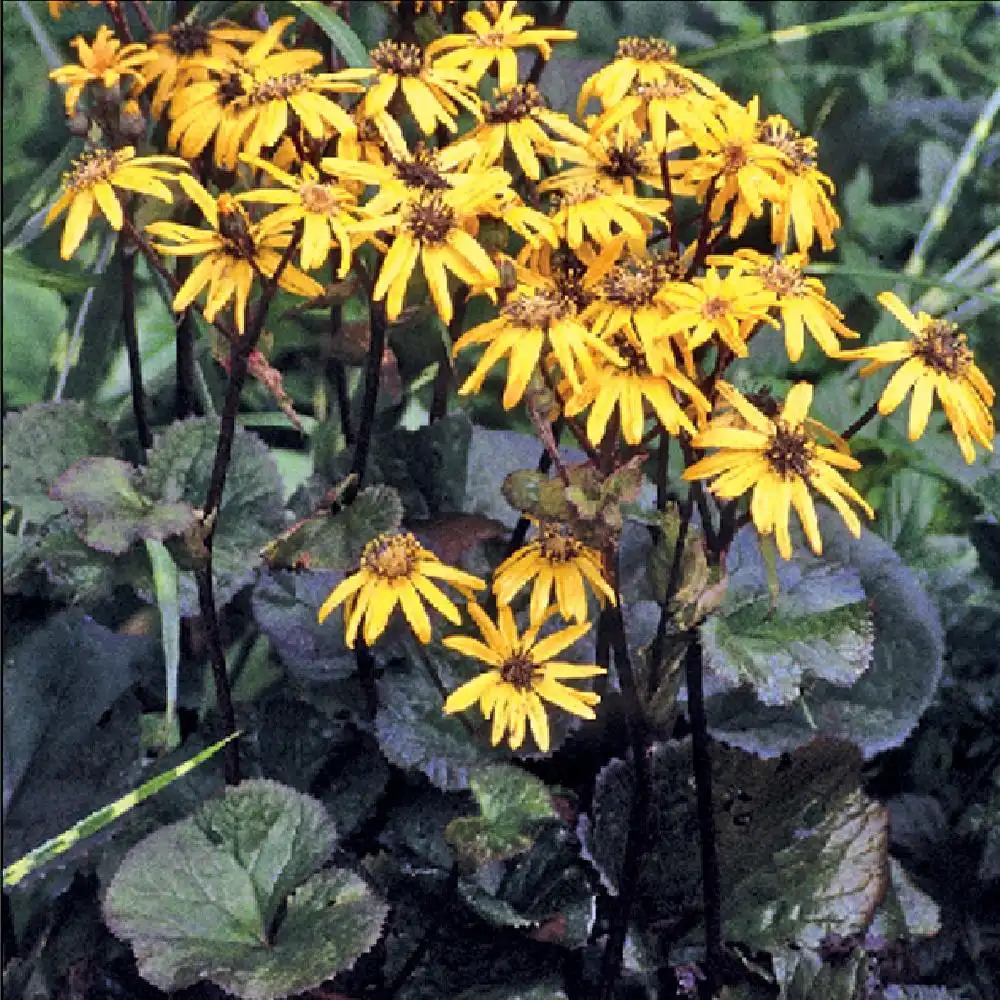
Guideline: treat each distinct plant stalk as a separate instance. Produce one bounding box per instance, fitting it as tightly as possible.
[119,243,152,455]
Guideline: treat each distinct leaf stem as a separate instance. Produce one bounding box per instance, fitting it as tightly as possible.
[526,0,572,86]
[684,631,723,992]
[345,296,388,505]
[119,242,152,455]
[841,399,880,441]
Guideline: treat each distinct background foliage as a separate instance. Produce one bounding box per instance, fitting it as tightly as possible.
[2,1,998,999]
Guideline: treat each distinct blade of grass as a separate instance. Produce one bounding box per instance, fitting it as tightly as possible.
[145,540,181,754]
[290,0,371,67]
[682,1,980,67]
[2,733,240,888]
[805,262,1000,308]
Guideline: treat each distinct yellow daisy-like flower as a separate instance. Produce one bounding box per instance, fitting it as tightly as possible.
[493,520,616,625]
[50,24,156,115]
[239,156,361,275]
[142,20,260,118]
[839,292,995,463]
[426,0,576,90]
[453,282,623,408]
[541,178,667,260]
[658,267,775,357]
[146,177,324,334]
[46,146,189,260]
[577,36,700,119]
[684,382,874,559]
[443,603,604,753]
[758,115,841,253]
[670,95,789,239]
[354,192,500,325]
[318,531,486,648]
[564,330,710,446]
[363,39,480,136]
[440,84,591,181]
[48,1,103,18]
[710,249,857,362]
[550,127,663,197]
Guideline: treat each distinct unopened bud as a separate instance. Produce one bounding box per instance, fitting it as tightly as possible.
[118,100,146,141]
[68,110,91,137]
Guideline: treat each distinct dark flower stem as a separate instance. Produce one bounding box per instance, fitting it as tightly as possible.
[344,296,388,505]
[430,298,467,423]
[841,399,880,440]
[118,241,152,456]
[684,631,723,992]
[327,302,355,443]
[174,258,197,420]
[526,0,573,86]
[196,229,302,786]
[597,603,650,1000]
[104,0,133,42]
[130,1,156,36]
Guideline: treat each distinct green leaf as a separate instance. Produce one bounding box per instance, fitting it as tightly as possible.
[701,535,874,707]
[50,457,196,555]
[104,780,387,999]
[290,0,371,67]
[261,484,403,572]
[773,947,869,1000]
[139,418,285,615]
[2,401,118,523]
[2,611,150,876]
[703,508,945,758]
[464,426,552,529]
[583,740,888,952]
[445,765,557,866]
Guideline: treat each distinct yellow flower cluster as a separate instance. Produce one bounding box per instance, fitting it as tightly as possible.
[43,2,994,753]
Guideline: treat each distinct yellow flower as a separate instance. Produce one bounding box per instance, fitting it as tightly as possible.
[142,20,260,118]
[364,39,480,136]
[453,281,623,408]
[709,249,857,362]
[684,382,874,559]
[48,0,102,19]
[50,24,156,115]
[146,177,324,334]
[354,192,500,324]
[46,146,188,260]
[440,84,591,180]
[563,330,710,446]
[493,521,616,625]
[840,292,996,463]
[239,156,361,275]
[540,179,667,260]
[443,603,604,753]
[548,127,663,197]
[658,267,775,357]
[670,96,789,239]
[318,532,486,647]
[577,37,696,119]
[758,115,841,253]
[426,0,575,90]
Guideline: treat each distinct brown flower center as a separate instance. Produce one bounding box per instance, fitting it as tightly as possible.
[483,84,545,124]
[603,142,644,180]
[538,522,583,562]
[755,260,805,297]
[758,118,816,172]
[167,22,211,57]
[913,320,972,377]
[390,147,451,190]
[371,40,424,76]
[405,195,455,244]
[608,331,651,374]
[634,75,692,101]
[764,421,814,479]
[722,141,748,173]
[217,74,246,106]
[557,182,603,208]
[216,195,255,258]
[702,296,729,320]
[615,36,677,63]
[361,532,422,579]
[602,254,680,306]
[499,652,536,690]
[249,73,310,104]
[65,148,127,191]
[502,289,571,329]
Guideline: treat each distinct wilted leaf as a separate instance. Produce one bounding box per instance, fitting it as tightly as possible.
[104,780,387,999]
[411,513,506,566]
[3,401,118,523]
[139,418,285,615]
[50,457,195,554]
[445,765,557,866]
[703,509,944,758]
[582,740,888,951]
[700,524,874,707]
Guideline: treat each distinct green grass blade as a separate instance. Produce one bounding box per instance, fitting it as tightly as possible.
[146,540,181,752]
[2,733,240,889]
[805,263,1000,309]
[291,0,371,67]
[682,1,979,67]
